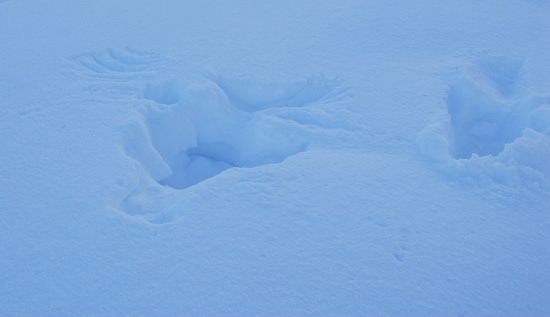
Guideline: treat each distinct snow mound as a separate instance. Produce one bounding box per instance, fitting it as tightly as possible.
[418,57,550,186]
[119,76,348,223]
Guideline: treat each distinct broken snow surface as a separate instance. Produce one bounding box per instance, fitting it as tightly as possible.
[1,0,549,315]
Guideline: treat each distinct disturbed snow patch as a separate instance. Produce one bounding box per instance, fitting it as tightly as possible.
[68,47,165,98]
[120,76,349,223]
[418,57,550,186]
[69,47,163,80]
[68,49,351,223]
[132,81,309,190]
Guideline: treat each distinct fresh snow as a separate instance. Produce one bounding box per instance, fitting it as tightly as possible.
[1,0,549,315]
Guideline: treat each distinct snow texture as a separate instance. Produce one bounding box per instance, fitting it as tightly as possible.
[1,0,550,315]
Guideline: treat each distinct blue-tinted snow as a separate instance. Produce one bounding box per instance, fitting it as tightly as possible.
[1,0,549,315]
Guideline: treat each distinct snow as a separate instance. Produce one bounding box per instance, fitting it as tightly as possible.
[1,0,549,315]
[418,56,550,186]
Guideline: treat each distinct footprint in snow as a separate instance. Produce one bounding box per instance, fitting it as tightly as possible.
[67,48,352,223]
[69,47,162,79]
[418,56,550,186]
[120,76,350,223]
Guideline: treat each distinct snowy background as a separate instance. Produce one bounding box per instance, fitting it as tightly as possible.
[1,0,549,315]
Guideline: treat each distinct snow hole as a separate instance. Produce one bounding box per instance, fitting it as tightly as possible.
[418,57,550,184]
[446,58,526,159]
[125,77,343,190]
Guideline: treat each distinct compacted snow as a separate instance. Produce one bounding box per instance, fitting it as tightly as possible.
[1,0,549,315]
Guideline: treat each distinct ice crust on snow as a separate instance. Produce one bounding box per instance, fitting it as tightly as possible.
[418,56,550,185]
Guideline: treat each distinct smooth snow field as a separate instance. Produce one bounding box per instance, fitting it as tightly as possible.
[1,0,549,315]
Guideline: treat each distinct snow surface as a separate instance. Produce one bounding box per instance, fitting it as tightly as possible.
[1,0,549,315]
